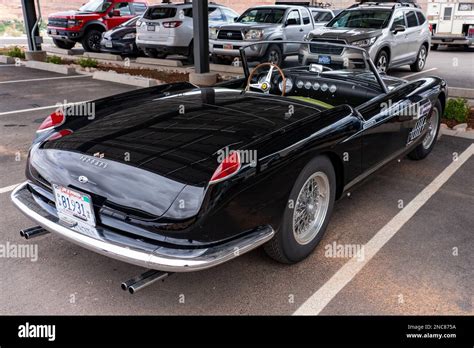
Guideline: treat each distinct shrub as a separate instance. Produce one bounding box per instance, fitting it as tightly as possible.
[444,98,469,123]
[46,55,62,64]
[5,46,25,59]
[77,57,99,68]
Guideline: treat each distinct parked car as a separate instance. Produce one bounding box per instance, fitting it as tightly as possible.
[136,3,239,62]
[100,16,141,56]
[47,0,147,52]
[309,7,342,27]
[12,41,446,281]
[427,1,474,50]
[299,2,431,72]
[209,5,315,66]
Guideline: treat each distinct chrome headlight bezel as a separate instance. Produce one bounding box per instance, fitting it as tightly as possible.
[351,36,378,48]
[244,29,264,41]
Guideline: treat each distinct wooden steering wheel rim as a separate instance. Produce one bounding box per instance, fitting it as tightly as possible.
[246,62,287,96]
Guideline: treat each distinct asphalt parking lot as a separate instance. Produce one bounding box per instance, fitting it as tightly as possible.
[0,62,472,315]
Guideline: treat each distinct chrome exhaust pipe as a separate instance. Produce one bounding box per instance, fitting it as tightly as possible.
[121,270,170,294]
[20,226,50,240]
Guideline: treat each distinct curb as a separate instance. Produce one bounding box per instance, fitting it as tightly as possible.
[44,46,84,56]
[92,71,158,87]
[449,87,474,99]
[210,63,243,74]
[84,52,123,61]
[440,127,474,140]
[0,55,15,64]
[25,60,76,75]
[135,57,183,67]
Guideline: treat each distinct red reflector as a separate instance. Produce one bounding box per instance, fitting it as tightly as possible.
[47,129,73,141]
[38,110,65,132]
[163,21,182,28]
[210,151,241,184]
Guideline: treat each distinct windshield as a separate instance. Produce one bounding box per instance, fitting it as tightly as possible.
[327,9,392,29]
[237,8,286,24]
[79,0,111,13]
[312,11,333,23]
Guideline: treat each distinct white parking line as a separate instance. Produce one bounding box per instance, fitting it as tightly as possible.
[0,183,20,194]
[294,143,474,315]
[403,68,438,79]
[0,75,90,85]
[0,101,90,117]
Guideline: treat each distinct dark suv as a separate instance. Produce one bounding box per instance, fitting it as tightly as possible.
[47,0,147,52]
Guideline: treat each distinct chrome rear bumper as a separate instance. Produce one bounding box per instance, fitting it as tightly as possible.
[11,182,274,272]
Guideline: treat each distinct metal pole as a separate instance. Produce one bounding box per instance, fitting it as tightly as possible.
[21,0,41,51]
[192,0,210,74]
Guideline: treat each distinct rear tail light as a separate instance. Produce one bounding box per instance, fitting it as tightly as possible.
[37,110,65,132]
[46,129,73,141]
[162,21,182,28]
[210,151,241,184]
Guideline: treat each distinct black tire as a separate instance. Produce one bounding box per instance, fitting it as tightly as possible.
[144,48,158,58]
[263,43,283,66]
[264,156,336,264]
[410,45,428,72]
[375,49,389,73]
[408,99,442,161]
[211,54,228,65]
[186,42,194,64]
[431,44,439,51]
[53,38,75,50]
[82,29,103,52]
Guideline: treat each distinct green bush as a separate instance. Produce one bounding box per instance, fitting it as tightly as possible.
[444,98,469,123]
[5,46,25,59]
[46,55,63,64]
[77,57,98,68]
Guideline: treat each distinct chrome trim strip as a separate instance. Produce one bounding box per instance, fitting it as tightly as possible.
[11,182,275,273]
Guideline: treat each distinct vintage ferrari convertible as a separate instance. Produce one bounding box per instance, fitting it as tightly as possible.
[12,41,446,290]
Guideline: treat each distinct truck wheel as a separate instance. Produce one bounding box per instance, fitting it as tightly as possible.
[263,44,283,66]
[82,29,103,52]
[53,39,75,50]
[264,155,336,264]
[408,99,441,161]
[410,45,427,72]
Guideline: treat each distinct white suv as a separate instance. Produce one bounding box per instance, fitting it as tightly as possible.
[136,3,238,62]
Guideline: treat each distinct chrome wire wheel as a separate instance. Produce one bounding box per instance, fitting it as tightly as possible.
[292,171,330,245]
[422,106,439,149]
[418,47,426,70]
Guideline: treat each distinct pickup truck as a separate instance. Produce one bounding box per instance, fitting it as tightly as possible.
[47,0,147,52]
[209,5,315,66]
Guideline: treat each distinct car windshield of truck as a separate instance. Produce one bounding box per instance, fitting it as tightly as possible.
[79,0,111,13]
[237,8,286,24]
[327,9,392,29]
[312,11,333,23]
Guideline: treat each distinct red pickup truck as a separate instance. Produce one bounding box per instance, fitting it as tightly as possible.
[47,0,147,52]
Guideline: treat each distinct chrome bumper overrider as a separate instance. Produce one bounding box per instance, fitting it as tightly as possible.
[11,182,275,272]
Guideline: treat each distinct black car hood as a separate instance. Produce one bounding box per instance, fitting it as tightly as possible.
[309,27,382,42]
[41,87,326,187]
[104,26,136,40]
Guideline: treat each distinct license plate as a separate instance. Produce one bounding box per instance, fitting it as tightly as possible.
[51,29,57,35]
[318,55,331,65]
[223,43,233,50]
[147,25,155,31]
[105,42,113,48]
[53,184,96,227]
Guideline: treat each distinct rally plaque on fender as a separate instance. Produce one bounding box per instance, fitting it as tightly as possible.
[53,185,96,227]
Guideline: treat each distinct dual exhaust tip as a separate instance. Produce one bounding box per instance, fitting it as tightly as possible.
[20,226,170,294]
[121,270,170,294]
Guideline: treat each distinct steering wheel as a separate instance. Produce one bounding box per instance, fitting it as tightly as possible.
[245,62,287,96]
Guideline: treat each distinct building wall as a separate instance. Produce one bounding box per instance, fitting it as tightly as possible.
[0,0,434,21]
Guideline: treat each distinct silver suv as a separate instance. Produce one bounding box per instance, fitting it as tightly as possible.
[299,2,431,72]
[209,5,315,66]
[136,3,238,61]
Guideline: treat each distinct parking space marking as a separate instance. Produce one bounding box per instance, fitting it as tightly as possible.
[0,75,90,85]
[0,101,90,117]
[294,143,474,315]
[0,183,20,194]
[403,68,438,79]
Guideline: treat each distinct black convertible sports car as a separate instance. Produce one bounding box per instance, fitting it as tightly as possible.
[12,41,446,283]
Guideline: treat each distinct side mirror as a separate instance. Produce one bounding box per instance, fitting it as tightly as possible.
[285,18,298,26]
[391,24,406,34]
[109,9,121,17]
